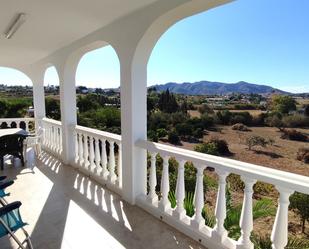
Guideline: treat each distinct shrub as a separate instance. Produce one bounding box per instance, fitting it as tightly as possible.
[265,114,283,127]
[216,110,232,125]
[280,128,308,142]
[281,114,309,128]
[246,135,269,150]
[290,192,309,233]
[200,114,214,128]
[195,137,230,156]
[156,128,167,138]
[147,130,158,142]
[168,130,180,145]
[231,123,251,131]
[175,123,193,137]
[198,104,214,114]
[230,112,253,126]
[297,147,309,163]
[192,128,204,139]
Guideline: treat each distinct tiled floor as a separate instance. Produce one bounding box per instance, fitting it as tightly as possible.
[0,150,205,249]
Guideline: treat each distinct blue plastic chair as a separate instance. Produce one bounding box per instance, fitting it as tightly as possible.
[0,180,14,206]
[0,201,33,249]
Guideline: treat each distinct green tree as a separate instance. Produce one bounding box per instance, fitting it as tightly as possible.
[290,192,309,233]
[45,97,61,120]
[158,89,179,113]
[270,95,296,114]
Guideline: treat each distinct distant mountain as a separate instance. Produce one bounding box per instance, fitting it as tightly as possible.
[152,81,290,95]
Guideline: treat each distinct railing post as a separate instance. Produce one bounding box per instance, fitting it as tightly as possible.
[83,134,89,168]
[100,139,108,178]
[173,159,186,220]
[94,137,101,174]
[271,187,293,249]
[89,136,95,170]
[148,152,158,204]
[159,155,170,212]
[108,141,116,183]
[212,169,228,242]
[78,133,84,166]
[236,177,257,249]
[191,165,206,230]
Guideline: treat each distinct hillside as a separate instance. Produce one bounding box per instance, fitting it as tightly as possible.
[152,81,289,95]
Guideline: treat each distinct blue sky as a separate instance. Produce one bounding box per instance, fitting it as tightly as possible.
[0,0,308,93]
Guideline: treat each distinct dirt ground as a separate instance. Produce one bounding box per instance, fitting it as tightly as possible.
[179,126,309,177]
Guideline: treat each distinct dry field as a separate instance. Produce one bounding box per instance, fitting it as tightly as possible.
[179,126,309,176]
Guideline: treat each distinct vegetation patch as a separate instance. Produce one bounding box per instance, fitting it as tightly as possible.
[296,147,309,163]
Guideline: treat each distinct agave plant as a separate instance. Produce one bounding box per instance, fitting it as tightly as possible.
[252,234,309,249]
[168,190,195,217]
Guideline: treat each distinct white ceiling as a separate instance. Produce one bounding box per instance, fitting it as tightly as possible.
[0,0,158,68]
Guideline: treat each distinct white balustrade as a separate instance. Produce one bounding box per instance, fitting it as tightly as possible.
[0,118,35,132]
[73,125,122,192]
[136,139,309,249]
[41,118,62,157]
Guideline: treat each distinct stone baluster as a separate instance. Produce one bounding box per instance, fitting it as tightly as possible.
[212,170,229,242]
[271,187,294,249]
[59,127,63,153]
[117,142,122,188]
[236,177,257,249]
[148,152,158,204]
[25,121,29,132]
[78,133,84,166]
[174,159,186,220]
[94,137,101,174]
[159,155,170,212]
[83,134,89,168]
[89,136,95,170]
[108,141,116,182]
[74,130,79,164]
[100,139,108,177]
[191,165,205,229]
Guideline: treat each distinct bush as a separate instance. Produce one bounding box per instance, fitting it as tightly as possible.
[281,114,309,128]
[201,114,214,128]
[280,128,308,142]
[175,123,193,137]
[195,137,230,156]
[192,128,204,139]
[147,130,158,142]
[230,112,253,126]
[168,130,180,145]
[198,104,214,114]
[265,115,282,127]
[156,128,167,138]
[231,123,251,131]
[297,147,309,163]
[216,110,232,125]
[246,135,269,150]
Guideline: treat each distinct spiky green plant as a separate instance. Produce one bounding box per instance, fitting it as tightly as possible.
[252,235,309,249]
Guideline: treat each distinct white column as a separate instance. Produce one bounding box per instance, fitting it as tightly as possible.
[83,134,89,168]
[173,159,186,220]
[148,152,158,204]
[212,170,229,242]
[120,56,147,204]
[159,155,170,212]
[236,177,257,249]
[59,64,77,165]
[31,72,46,130]
[191,165,205,230]
[271,187,293,249]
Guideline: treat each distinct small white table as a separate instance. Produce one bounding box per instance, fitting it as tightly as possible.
[0,128,29,137]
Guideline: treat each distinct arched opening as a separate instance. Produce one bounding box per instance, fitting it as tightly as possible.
[44,66,61,120]
[143,0,309,245]
[0,67,34,129]
[75,44,121,134]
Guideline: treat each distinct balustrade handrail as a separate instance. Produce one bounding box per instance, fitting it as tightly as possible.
[0,117,35,122]
[42,117,62,127]
[75,125,121,142]
[136,139,309,195]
